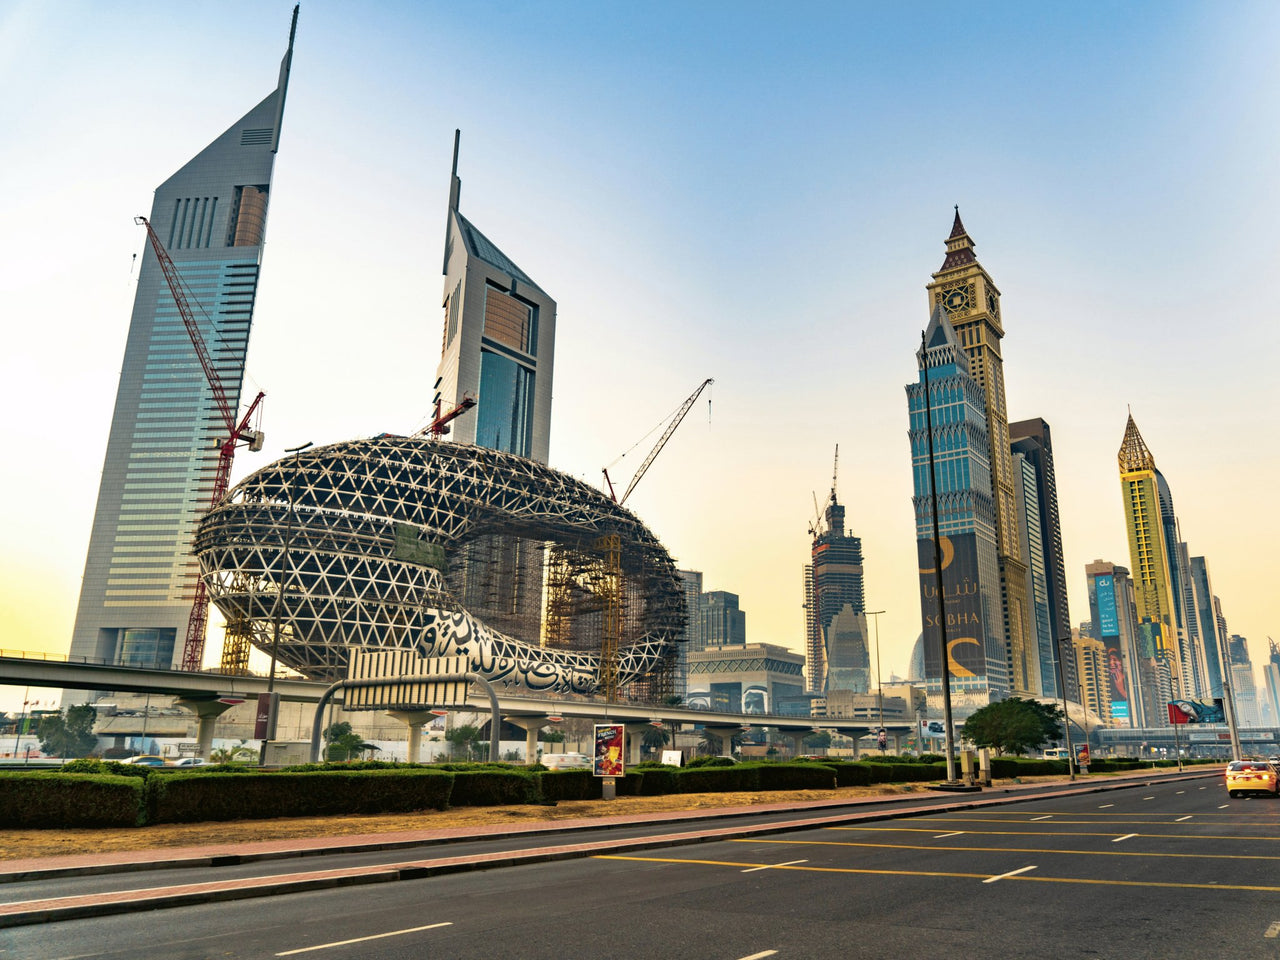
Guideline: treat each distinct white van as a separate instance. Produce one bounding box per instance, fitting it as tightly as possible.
[541,752,591,770]
[1041,748,1069,760]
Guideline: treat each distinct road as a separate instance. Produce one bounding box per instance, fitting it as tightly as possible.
[4,773,1279,959]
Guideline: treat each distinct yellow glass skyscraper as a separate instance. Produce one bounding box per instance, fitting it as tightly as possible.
[924,211,1037,696]
[1116,414,1184,701]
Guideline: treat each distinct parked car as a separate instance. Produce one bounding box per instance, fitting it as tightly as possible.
[120,755,167,766]
[541,752,591,770]
[172,757,208,767]
[1225,760,1278,798]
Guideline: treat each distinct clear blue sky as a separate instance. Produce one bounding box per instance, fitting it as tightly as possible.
[1,1,1276,713]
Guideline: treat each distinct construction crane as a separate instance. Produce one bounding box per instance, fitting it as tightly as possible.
[135,216,266,672]
[413,395,477,439]
[603,377,713,506]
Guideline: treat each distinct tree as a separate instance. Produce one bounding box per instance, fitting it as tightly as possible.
[641,726,670,755]
[698,728,742,755]
[803,730,833,751]
[962,697,1063,755]
[542,729,566,744]
[37,705,98,758]
[445,723,484,760]
[211,742,256,764]
[323,721,374,762]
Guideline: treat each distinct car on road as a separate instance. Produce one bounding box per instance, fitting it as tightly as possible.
[172,757,208,767]
[120,755,167,766]
[1225,760,1278,798]
[540,752,591,770]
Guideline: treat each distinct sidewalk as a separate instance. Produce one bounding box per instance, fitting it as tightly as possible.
[0,767,1218,928]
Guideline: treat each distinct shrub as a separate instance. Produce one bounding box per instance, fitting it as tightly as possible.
[754,763,836,791]
[448,769,539,807]
[537,770,597,802]
[826,763,872,787]
[684,756,740,769]
[675,765,757,793]
[637,767,678,796]
[0,771,144,828]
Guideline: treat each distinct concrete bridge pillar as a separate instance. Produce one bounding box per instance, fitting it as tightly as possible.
[505,716,560,765]
[386,710,438,763]
[175,698,241,760]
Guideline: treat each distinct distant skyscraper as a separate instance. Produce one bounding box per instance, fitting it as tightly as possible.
[1262,638,1280,731]
[434,131,556,462]
[1188,556,1227,700]
[1229,633,1261,727]
[1011,448,1048,696]
[1155,468,1207,698]
[1085,560,1145,726]
[700,591,746,648]
[1009,418,1074,697]
[906,303,1008,712]
[433,132,558,642]
[1116,414,1184,706]
[67,13,298,679]
[1073,634,1111,727]
[803,458,866,694]
[925,210,1035,696]
[674,569,704,696]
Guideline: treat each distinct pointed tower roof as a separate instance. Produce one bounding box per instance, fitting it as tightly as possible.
[1117,413,1156,472]
[916,303,964,369]
[939,205,977,271]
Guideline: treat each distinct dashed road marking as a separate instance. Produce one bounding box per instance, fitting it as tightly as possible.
[933,832,964,839]
[1030,815,1053,821]
[1176,815,1193,822]
[737,952,778,960]
[276,922,452,956]
[1264,922,1280,939]
[741,859,807,873]
[984,865,1038,884]
[1143,796,1155,801]
[1220,804,1231,809]
[1113,834,1137,843]
[1099,804,1115,808]
[1176,790,1185,795]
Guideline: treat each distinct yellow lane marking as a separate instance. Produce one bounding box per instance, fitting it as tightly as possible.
[736,837,1280,861]
[276,922,452,956]
[593,855,1280,893]
[829,826,1280,842]
[883,816,1280,825]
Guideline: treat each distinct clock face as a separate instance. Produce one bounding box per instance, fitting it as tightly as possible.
[986,292,999,317]
[942,285,971,314]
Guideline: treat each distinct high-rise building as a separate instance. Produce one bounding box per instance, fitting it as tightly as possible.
[433,132,556,462]
[433,133,558,643]
[924,211,1035,696]
[1155,469,1208,698]
[67,13,299,680]
[1009,418,1075,697]
[802,462,866,694]
[906,303,1008,713]
[674,569,704,696]
[1261,638,1280,731]
[1116,414,1184,704]
[699,591,746,648]
[1011,448,1048,696]
[1085,560,1146,726]
[1188,556,1227,700]
[1228,633,1261,727]
[1073,634,1111,727]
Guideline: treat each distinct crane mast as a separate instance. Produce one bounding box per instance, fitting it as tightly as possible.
[605,377,714,506]
[135,216,265,672]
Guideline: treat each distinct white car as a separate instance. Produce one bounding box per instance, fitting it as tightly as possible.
[541,752,591,770]
[172,757,208,767]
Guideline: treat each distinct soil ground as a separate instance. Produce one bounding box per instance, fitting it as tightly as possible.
[0,782,951,861]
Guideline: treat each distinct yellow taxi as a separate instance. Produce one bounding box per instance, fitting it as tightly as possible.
[1225,760,1279,798]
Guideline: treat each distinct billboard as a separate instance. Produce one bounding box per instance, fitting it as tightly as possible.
[1168,699,1225,724]
[593,723,625,777]
[1103,638,1130,724]
[917,534,988,681]
[1095,574,1118,637]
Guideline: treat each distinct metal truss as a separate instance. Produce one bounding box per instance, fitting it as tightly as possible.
[194,436,686,697]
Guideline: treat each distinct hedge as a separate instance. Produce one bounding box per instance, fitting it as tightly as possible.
[0,771,145,828]
[448,769,539,807]
[149,770,454,824]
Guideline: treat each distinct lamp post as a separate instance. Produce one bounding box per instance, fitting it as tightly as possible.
[1054,636,1075,781]
[920,330,957,784]
[867,610,886,751]
[261,441,312,763]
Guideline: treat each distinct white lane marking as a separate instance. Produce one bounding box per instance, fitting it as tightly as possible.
[1113,833,1138,843]
[1265,921,1280,939]
[276,922,453,956]
[1176,815,1193,822]
[737,952,779,960]
[1143,796,1155,801]
[1219,804,1231,809]
[1098,803,1114,808]
[983,865,1037,884]
[1176,790,1185,795]
[1030,815,1053,821]
[1200,786,1207,790]
[933,832,964,839]
[742,859,808,873]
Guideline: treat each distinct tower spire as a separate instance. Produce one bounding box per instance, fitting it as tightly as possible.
[1117,412,1156,472]
[939,206,976,271]
[270,4,299,154]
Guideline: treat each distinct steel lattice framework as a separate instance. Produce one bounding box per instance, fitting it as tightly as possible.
[194,436,686,695]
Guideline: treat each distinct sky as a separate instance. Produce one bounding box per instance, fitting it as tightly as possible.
[1,1,1277,715]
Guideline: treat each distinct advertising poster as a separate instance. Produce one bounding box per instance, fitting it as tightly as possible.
[916,534,987,681]
[593,723,625,778]
[1168,699,1226,724]
[920,719,946,740]
[1095,574,1118,637]
[1102,638,1130,722]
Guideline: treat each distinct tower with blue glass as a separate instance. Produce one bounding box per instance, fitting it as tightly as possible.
[906,304,1008,711]
[67,10,298,676]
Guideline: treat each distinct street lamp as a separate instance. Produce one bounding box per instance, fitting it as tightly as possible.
[262,441,312,763]
[1054,636,1075,781]
[867,610,886,751]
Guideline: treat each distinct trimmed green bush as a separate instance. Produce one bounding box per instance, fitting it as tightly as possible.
[637,767,678,796]
[0,772,144,828]
[536,769,596,802]
[448,769,539,807]
[754,763,836,791]
[148,770,453,824]
[675,765,757,793]
[826,763,872,787]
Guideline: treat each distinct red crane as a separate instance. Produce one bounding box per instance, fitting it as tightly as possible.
[135,216,266,672]
[414,395,477,439]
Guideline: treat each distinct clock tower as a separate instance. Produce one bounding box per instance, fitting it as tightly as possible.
[925,209,1038,697]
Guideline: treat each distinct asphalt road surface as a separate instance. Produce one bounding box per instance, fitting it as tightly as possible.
[5,775,1279,959]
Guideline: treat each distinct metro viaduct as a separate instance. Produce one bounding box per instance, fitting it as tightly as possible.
[0,653,915,762]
